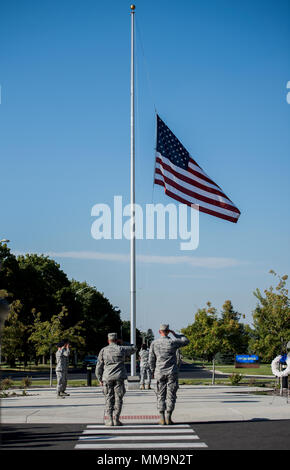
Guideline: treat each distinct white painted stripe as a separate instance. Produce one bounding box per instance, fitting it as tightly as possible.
[83,429,195,435]
[79,435,199,441]
[87,424,191,429]
[75,442,208,449]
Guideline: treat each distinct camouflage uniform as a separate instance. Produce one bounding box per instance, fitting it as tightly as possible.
[95,340,137,419]
[149,330,189,413]
[56,347,70,394]
[139,349,151,387]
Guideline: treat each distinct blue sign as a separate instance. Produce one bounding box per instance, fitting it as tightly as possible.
[235,355,259,363]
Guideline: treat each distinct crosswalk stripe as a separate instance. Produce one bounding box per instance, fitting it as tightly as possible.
[79,435,200,441]
[75,442,208,449]
[74,424,208,450]
[86,424,191,429]
[83,429,195,435]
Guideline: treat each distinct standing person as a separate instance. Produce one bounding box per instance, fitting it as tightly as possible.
[95,332,137,426]
[139,344,151,390]
[55,339,70,398]
[149,324,189,425]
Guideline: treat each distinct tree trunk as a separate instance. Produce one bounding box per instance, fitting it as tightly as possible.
[212,357,215,385]
[9,356,16,368]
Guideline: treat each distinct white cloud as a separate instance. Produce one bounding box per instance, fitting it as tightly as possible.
[19,250,247,269]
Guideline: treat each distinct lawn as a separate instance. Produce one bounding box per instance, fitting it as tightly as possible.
[183,359,273,376]
[209,364,272,376]
[1,378,100,388]
[1,376,276,390]
[178,378,276,387]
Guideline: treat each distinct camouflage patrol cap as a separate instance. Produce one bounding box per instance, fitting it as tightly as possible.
[108,332,118,341]
[160,324,169,331]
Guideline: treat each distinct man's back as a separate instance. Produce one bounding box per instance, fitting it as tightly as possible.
[149,334,189,379]
[96,343,136,382]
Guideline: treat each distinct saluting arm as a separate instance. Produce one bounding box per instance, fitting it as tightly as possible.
[121,344,137,361]
[170,330,190,346]
[63,348,70,357]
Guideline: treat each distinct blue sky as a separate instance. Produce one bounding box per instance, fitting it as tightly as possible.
[1,0,290,338]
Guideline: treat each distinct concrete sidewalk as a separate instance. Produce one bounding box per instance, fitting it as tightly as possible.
[1,382,290,424]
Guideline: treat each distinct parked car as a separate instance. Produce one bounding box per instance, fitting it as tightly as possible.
[82,355,98,369]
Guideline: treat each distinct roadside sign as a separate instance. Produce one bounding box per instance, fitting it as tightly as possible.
[235,355,259,363]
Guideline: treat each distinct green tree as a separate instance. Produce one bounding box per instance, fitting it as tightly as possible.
[0,242,20,300]
[71,280,122,354]
[28,307,85,361]
[16,254,71,325]
[181,302,223,361]
[250,271,290,361]
[1,300,27,367]
[219,300,249,355]
[0,246,124,362]
[121,320,143,348]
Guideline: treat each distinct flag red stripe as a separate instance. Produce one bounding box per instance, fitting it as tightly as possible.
[155,168,241,214]
[188,157,223,189]
[156,156,232,202]
[154,179,239,223]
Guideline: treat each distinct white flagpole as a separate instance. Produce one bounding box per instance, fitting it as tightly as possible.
[130,4,136,376]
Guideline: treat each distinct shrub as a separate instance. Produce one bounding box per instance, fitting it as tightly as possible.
[0,377,14,390]
[248,378,256,386]
[229,373,243,385]
[20,377,32,389]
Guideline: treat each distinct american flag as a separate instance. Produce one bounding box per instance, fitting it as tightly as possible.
[154,115,241,223]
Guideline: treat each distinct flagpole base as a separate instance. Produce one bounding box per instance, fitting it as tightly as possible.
[126,375,140,390]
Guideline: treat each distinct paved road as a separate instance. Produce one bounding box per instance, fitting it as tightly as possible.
[1,420,289,450]
[1,362,213,381]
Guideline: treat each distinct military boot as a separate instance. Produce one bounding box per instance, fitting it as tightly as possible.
[113,414,123,426]
[57,392,65,399]
[165,411,174,425]
[159,411,166,425]
[106,415,114,426]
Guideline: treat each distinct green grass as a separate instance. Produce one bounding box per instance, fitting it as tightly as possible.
[2,376,276,389]
[1,378,100,388]
[207,364,272,375]
[26,379,100,387]
[182,359,272,376]
[178,377,275,387]
[0,363,85,372]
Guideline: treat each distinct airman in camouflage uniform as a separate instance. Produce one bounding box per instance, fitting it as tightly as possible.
[149,324,189,425]
[139,344,151,390]
[56,340,70,398]
[95,332,137,426]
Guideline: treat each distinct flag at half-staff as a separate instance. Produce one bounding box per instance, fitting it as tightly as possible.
[154,114,241,223]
